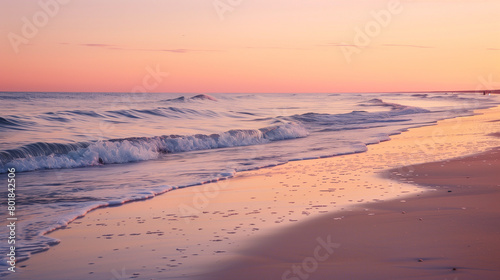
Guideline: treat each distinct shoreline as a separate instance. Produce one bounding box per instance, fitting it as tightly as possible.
[12,106,500,279]
[202,147,500,280]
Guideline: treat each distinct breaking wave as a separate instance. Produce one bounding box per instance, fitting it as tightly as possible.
[0,122,309,173]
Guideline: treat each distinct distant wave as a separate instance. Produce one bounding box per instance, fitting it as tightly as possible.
[410,93,480,101]
[0,122,309,173]
[114,106,219,119]
[161,94,217,103]
[0,116,35,130]
[411,94,428,98]
[0,117,23,129]
[191,94,217,101]
[7,106,221,124]
[287,101,430,131]
[358,98,415,111]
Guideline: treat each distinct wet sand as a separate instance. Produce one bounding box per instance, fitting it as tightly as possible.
[202,147,500,280]
[14,107,500,279]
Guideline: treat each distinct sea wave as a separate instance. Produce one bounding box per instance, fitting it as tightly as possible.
[0,122,309,173]
[0,116,35,130]
[289,101,430,129]
[33,106,221,121]
[161,94,218,103]
[357,98,426,111]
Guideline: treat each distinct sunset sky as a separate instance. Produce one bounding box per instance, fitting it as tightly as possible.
[1,0,499,93]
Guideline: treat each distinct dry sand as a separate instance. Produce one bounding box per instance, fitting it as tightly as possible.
[14,107,500,280]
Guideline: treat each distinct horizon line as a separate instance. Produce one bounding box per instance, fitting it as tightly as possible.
[1,89,499,95]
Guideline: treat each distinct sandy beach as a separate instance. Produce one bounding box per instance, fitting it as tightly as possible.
[13,107,500,280]
[202,147,500,280]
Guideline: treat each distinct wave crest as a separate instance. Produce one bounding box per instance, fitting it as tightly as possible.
[0,122,308,173]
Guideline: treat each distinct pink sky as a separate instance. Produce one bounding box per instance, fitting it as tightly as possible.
[1,0,499,93]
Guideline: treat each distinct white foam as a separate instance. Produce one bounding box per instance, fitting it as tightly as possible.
[1,123,309,173]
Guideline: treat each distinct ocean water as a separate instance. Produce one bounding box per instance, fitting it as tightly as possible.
[1,91,498,268]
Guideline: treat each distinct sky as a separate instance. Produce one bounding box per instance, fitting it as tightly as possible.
[1,0,499,93]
